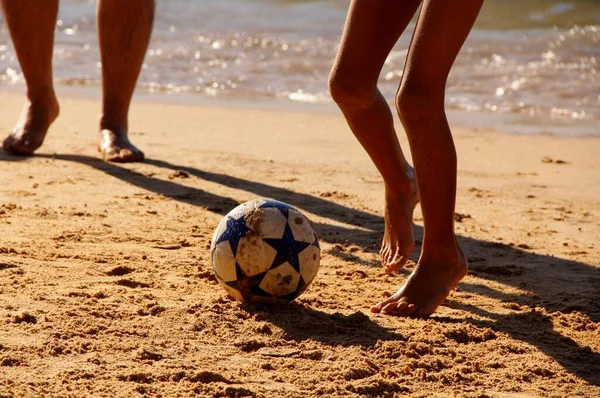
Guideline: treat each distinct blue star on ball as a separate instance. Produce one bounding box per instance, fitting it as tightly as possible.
[263,222,311,272]
[258,200,290,219]
[215,213,252,256]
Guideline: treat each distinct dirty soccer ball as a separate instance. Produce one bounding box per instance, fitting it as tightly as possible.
[210,198,321,303]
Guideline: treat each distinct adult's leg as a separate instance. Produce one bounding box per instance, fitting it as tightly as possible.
[1,0,59,155]
[328,0,422,272]
[97,0,154,162]
[372,0,484,317]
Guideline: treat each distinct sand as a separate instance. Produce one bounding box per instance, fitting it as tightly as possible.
[0,91,599,397]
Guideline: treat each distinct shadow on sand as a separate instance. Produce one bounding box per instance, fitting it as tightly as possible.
[2,151,599,385]
[242,302,405,348]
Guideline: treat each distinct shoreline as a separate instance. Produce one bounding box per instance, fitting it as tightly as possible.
[1,82,598,139]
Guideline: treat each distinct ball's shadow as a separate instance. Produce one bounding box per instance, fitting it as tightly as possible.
[240,302,404,348]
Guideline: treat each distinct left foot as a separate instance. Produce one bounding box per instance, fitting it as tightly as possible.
[371,242,468,317]
[380,165,419,273]
[98,128,144,162]
[2,93,60,155]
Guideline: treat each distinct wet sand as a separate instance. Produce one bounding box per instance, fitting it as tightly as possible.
[0,91,599,397]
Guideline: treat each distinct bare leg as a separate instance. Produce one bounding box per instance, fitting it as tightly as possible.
[1,0,59,155]
[329,0,422,272]
[97,0,154,162]
[371,0,484,317]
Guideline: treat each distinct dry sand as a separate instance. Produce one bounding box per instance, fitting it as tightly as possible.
[0,91,599,397]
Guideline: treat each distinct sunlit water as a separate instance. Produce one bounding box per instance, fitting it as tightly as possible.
[0,0,598,135]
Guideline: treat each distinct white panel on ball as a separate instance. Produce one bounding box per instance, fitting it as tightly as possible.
[250,207,288,239]
[233,198,266,218]
[259,262,301,296]
[212,241,237,282]
[210,217,229,248]
[236,235,276,277]
[287,208,315,243]
[216,278,243,302]
[298,244,320,285]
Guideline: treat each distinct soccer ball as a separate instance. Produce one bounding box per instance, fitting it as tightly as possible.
[210,198,320,303]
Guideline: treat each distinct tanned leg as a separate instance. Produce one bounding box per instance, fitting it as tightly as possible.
[1,0,59,155]
[371,0,484,317]
[328,0,422,272]
[97,0,154,162]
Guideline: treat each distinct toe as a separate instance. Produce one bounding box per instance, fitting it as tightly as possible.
[380,246,391,264]
[370,304,381,313]
[383,300,410,315]
[2,135,14,151]
[381,250,398,273]
[116,148,136,162]
[384,255,408,273]
[413,307,430,318]
[381,302,398,314]
[119,148,144,162]
[385,301,413,316]
[370,300,387,313]
[3,135,35,156]
[101,147,120,162]
[403,303,418,316]
[103,147,144,163]
[370,296,394,313]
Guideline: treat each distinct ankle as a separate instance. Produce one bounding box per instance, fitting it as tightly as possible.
[26,87,58,108]
[99,116,128,133]
[420,239,462,264]
[385,163,417,199]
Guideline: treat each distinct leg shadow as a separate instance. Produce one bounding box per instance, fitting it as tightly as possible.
[438,302,600,385]
[241,302,406,348]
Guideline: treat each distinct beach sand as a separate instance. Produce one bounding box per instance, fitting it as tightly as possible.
[0,91,599,397]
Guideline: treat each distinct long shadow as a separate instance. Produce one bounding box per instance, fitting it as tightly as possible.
[437,302,600,385]
[3,152,599,385]
[144,158,389,251]
[31,153,389,254]
[0,151,28,162]
[241,302,405,348]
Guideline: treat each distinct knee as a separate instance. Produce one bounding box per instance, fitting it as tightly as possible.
[395,83,444,126]
[328,69,377,111]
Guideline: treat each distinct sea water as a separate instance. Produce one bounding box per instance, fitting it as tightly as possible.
[0,0,598,135]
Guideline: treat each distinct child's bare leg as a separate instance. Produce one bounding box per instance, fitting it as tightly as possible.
[371,0,484,317]
[329,0,421,272]
[1,0,59,155]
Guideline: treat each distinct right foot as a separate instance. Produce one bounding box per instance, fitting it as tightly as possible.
[371,241,468,317]
[380,165,419,273]
[98,127,145,163]
[2,94,59,155]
